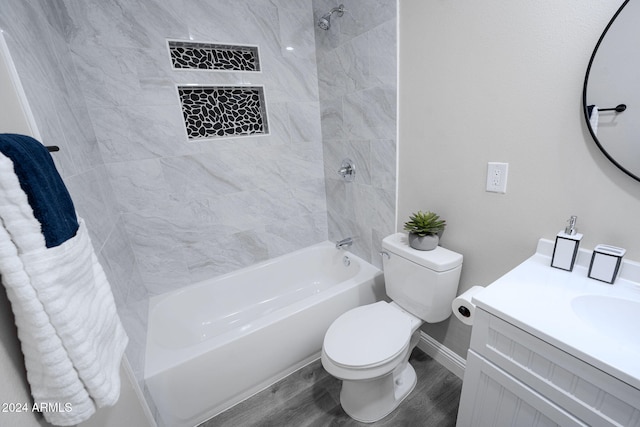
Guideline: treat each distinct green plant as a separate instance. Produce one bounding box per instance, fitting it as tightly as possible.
[403,211,446,237]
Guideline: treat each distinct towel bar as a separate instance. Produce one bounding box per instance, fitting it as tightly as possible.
[599,104,626,112]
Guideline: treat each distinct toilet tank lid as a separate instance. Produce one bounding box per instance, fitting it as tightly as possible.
[382,232,463,272]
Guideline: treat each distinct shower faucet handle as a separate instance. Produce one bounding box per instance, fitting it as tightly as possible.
[338,158,355,182]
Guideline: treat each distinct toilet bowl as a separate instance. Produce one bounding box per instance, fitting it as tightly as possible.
[321,301,423,422]
[321,232,463,423]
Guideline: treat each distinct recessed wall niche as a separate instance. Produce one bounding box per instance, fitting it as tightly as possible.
[168,40,260,72]
[178,86,269,140]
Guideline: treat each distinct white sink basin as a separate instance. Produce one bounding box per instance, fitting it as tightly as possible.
[472,238,640,390]
[571,295,640,349]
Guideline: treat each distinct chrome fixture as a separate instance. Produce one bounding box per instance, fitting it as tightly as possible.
[335,237,353,250]
[379,251,390,260]
[318,4,345,31]
[338,158,355,182]
[342,255,351,267]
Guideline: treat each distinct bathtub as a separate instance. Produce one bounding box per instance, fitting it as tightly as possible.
[144,241,385,427]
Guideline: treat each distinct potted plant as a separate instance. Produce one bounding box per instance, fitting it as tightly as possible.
[403,211,446,251]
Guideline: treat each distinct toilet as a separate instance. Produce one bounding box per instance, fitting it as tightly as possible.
[321,232,463,423]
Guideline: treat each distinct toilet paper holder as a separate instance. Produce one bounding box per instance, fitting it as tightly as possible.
[452,285,484,326]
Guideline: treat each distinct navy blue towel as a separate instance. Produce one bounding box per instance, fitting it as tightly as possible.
[0,134,78,248]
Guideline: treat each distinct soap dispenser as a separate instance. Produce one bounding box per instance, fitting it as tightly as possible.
[551,215,583,271]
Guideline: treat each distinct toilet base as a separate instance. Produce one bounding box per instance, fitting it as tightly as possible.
[339,362,417,423]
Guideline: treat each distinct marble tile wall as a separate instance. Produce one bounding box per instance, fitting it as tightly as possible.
[61,0,327,293]
[0,0,147,385]
[55,2,327,405]
[313,0,398,267]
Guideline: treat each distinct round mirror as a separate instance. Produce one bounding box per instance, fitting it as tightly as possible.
[583,0,640,181]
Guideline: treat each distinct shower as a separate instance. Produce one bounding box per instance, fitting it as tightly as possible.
[317,4,345,31]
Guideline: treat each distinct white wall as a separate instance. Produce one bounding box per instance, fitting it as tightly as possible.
[0,34,35,138]
[398,0,636,357]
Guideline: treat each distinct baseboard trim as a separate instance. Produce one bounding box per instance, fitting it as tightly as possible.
[416,332,466,380]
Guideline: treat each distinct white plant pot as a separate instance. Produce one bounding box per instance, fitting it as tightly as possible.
[408,233,439,251]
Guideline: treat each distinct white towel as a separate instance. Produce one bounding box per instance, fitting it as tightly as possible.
[0,153,128,425]
[589,105,599,135]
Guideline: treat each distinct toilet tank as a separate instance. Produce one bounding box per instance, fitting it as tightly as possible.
[382,233,463,323]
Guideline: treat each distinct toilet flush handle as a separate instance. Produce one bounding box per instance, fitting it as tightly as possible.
[379,251,390,260]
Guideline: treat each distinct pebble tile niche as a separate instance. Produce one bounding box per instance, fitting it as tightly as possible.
[178,86,269,140]
[168,40,260,71]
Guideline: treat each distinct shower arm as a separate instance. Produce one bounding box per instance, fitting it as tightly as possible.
[328,5,345,17]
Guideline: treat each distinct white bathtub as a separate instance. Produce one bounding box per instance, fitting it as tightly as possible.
[144,241,385,427]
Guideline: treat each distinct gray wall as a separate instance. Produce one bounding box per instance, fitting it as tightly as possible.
[313,0,397,266]
[398,0,632,358]
[62,0,328,298]
[0,0,147,384]
[0,0,147,424]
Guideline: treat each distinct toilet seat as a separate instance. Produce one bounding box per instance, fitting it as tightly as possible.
[323,302,414,369]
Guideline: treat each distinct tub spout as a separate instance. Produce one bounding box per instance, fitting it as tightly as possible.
[335,237,353,250]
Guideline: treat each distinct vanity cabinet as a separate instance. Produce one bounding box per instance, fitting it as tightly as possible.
[457,308,640,427]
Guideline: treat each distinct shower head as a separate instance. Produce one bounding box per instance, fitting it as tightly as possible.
[318,15,331,30]
[317,4,345,31]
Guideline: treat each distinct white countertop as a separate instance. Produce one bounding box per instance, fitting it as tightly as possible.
[473,239,640,391]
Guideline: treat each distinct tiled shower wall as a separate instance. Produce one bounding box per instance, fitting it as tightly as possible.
[313,0,398,267]
[1,0,397,398]
[0,0,146,380]
[62,0,327,291]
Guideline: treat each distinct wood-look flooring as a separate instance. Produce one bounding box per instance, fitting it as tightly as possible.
[201,348,462,427]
